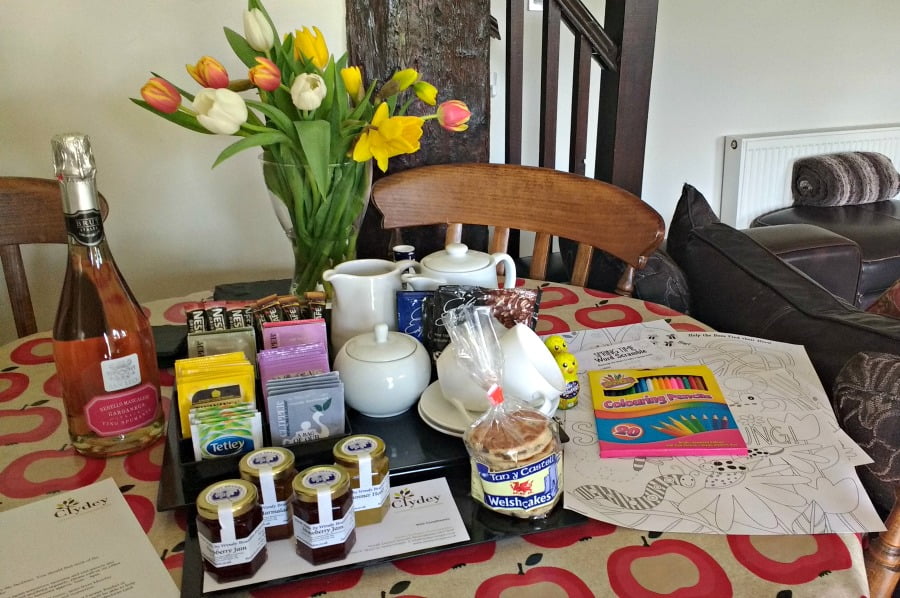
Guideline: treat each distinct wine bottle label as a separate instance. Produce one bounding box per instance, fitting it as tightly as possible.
[100,353,142,392]
[64,209,104,246]
[84,383,160,436]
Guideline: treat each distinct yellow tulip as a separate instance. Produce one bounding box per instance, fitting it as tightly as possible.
[294,26,329,69]
[352,102,424,172]
[341,66,364,104]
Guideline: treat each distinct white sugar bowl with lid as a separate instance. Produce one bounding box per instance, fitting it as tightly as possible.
[402,242,517,291]
[334,323,431,417]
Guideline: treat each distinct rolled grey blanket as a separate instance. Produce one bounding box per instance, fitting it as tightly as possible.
[791,151,900,206]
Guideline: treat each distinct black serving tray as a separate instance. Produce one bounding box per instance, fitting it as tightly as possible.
[178,451,586,597]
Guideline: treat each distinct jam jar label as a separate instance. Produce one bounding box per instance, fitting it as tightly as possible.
[262,500,289,527]
[352,477,389,511]
[247,448,286,469]
[198,521,266,567]
[293,509,355,548]
[471,451,563,514]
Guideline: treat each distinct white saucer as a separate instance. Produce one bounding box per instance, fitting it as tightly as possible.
[417,381,558,438]
[418,382,471,437]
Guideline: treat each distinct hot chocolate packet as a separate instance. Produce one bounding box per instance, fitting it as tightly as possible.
[425,285,542,365]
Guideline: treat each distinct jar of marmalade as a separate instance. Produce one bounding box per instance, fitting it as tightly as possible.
[195,479,267,582]
[333,434,390,526]
[239,447,296,540]
[291,464,356,565]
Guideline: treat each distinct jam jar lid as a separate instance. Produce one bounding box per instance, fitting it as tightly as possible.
[196,479,259,520]
[239,447,296,479]
[333,434,386,464]
[292,465,351,503]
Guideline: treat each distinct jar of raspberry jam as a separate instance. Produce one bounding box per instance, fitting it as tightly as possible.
[195,479,267,582]
[291,464,356,565]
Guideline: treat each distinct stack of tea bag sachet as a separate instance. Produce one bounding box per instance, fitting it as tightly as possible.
[175,352,262,461]
[175,315,345,462]
[258,320,344,446]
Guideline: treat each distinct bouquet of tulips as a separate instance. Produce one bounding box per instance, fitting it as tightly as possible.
[132,0,471,293]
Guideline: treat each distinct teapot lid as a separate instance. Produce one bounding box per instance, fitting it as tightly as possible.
[345,323,417,363]
[422,243,490,273]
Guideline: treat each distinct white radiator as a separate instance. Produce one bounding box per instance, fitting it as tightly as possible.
[721,124,900,229]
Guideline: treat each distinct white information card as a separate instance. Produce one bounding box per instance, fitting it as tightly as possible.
[206,476,470,592]
[0,477,178,598]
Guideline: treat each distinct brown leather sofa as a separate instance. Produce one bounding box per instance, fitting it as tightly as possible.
[751,199,900,308]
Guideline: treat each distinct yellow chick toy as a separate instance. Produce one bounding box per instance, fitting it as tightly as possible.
[544,335,569,356]
[554,352,580,409]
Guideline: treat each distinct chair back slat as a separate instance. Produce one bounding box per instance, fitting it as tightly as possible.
[372,163,664,296]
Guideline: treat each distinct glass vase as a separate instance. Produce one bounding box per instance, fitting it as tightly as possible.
[262,158,372,296]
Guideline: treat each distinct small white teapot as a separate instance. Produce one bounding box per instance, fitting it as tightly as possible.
[402,243,517,291]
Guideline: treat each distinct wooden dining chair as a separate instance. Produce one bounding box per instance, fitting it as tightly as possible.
[0,177,109,338]
[371,163,665,295]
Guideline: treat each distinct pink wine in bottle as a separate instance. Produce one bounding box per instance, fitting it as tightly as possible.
[51,133,164,457]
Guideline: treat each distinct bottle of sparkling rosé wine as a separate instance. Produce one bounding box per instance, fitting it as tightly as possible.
[51,133,164,457]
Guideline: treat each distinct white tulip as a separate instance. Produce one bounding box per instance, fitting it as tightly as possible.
[243,9,275,52]
[192,88,248,135]
[290,73,327,111]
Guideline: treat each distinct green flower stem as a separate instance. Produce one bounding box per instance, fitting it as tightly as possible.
[262,157,370,295]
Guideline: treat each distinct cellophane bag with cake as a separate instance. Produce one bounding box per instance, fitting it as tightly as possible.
[444,305,563,519]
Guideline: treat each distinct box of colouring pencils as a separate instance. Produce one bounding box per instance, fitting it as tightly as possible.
[588,365,747,458]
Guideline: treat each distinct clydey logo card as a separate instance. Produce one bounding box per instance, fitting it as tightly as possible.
[390,487,441,511]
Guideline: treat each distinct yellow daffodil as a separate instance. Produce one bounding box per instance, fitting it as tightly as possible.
[390,68,419,91]
[353,102,424,172]
[294,26,329,70]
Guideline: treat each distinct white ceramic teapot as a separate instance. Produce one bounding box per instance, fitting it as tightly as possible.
[402,243,517,291]
[322,258,415,354]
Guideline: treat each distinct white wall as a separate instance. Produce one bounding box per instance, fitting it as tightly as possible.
[3,0,900,344]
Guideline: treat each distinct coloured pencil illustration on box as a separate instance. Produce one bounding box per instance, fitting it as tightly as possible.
[589,365,748,458]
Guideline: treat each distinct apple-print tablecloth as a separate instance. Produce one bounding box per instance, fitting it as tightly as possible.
[0,282,870,597]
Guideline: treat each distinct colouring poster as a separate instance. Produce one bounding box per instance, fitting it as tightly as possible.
[557,328,885,535]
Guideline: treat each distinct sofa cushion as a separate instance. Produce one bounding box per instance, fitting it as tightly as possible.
[557,244,692,314]
[867,278,900,319]
[791,151,900,207]
[679,222,900,398]
[751,199,900,308]
[666,183,719,266]
[832,351,900,516]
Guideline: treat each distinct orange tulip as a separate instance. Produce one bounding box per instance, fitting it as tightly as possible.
[186,56,229,89]
[249,57,281,92]
[436,100,471,132]
[140,77,181,114]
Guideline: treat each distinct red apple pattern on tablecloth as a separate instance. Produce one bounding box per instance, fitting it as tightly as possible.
[539,286,581,309]
[393,541,497,574]
[575,302,643,329]
[0,407,62,444]
[0,371,28,402]
[522,519,615,548]
[9,338,54,365]
[249,567,364,597]
[607,537,732,597]
[727,534,852,584]
[475,553,593,597]
[0,448,105,498]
